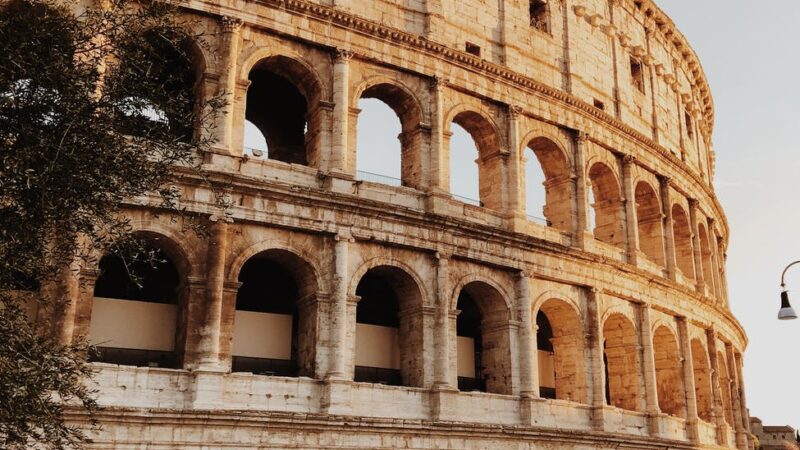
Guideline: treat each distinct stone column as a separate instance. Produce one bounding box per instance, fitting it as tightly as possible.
[72,268,99,344]
[622,155,640,265]
[573,132,591,248]
[644,21,660,143]
[423,0,444,39]
[638,303,661,436]
[433,254,453,389]
[330,49,353,176]
[734,353,754,449]
[707,328,728,446]
[586,287,606,430]
[215,16,242,152]
[517,271,537,397]
[718,237,731,304]
[507,105,526,227]
[196,217,230,369]
[707,219,721,300]
[327,235,350,378]
[726,344,748,450]
[50,259,82,346]
[659,176,677,280]
[428,77,448,193]
[688,199,706,293]
[678,317,700,443]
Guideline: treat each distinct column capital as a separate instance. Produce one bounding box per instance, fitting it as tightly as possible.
[622,154,637,165]
[509,104,524,118]
[431,75,449,91]
[333,48,355,63]
[576,131,590,144]
[220,15,243,33]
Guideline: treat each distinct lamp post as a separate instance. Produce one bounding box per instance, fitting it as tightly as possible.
[779,261,800,320]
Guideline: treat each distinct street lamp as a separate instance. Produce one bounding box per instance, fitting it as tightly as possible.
[779,261,800,320]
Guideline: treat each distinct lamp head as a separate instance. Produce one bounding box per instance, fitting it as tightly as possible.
[779,288,798,321]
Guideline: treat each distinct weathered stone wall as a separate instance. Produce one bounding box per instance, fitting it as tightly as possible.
[41,0,753,448]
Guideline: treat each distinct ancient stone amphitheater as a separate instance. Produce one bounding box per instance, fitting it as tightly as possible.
[59,0,752,448]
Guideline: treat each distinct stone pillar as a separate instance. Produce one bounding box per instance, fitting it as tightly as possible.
[586,287,606,430]
[195,217,230,369]
[659,176,677,280]
[327,235,350,378]
[688,199,706,293]
[72,268,99,344]
[517,271,537,396]
[428,77,448,194]
[423,0,444,39]
[50,259,82,346]
[726,344,748,450]
[708,220,722,301]
[734,353,754,449]
[678,317,700,443]
[607,0,622,119]
[573,132,591,248]
[433,254,453,389]
[330,49,353,176]
[718,237,731,305]
[215,16,242,152]
[644,20,660,143]
[622,155,640,265]
[707,328,728,446]
[638,303,661,436]
[507,105,525,227]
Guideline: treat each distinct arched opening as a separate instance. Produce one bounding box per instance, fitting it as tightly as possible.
[635,181,665,266]
[653,326,686,417]
[450,111,503,210]
[536,299,587,403]
[588,163,624,247]
[354,83,423,189]
[691,339,714,422]
[90,241,183,368]
[603,313,641,411]
[672,204,695,280]
[112,30,203,143]
[232,249,318,377]
[244,56,322,165]
[456,281,512,395]
[717,351,734,426]
[354,266,424,387]
[698,223,715,294]
[525,137,572,230]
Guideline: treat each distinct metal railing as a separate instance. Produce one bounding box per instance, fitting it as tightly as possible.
[527,214,548,225]
[356,170,402,187]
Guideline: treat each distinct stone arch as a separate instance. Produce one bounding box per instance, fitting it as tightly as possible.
[652,325,686,418]
[351,263,426,387]
[226,240,324,294]
[522,135,573,231]
[447,107,504,210]
[348,257,430,306]
[352,78,425,189]
[455,280,514,395]
[89,231,191,369]
[672,204,695,280]
[602,313,642,411]
[450,274,514,316]
[588,162,625,247]
[230,248,321,377]
[717,350,735,426]
[691,338,714,422]
[635,181,665,266]
[243,54,325,165]
[534,297,588,403]
[698,222,715,294]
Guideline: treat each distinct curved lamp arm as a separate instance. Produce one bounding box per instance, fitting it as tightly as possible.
[779,261,800,320]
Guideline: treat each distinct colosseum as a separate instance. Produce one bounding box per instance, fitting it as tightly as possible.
[51,0,751,448]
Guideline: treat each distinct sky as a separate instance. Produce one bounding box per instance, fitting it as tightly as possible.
[657,0,800,429]
[243,0,800,429]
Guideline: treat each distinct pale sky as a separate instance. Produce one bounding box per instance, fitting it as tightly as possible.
[657,0,800,429]
[244,0,800,429]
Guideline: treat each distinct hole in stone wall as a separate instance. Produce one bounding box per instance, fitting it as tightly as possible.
[529,0,550,33]
[465,42,481,57]
[630,57,645,94]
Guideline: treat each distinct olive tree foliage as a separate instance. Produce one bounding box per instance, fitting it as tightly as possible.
[0,0,222,447]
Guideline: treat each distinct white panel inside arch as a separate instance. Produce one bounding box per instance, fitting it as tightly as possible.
[538,350,556,388]
[232,311,293,359]
[355,324,400,369]
[89,297,176,351]
[457,336,476,378]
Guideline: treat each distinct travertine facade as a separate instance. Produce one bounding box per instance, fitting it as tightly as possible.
[47,0,752,448]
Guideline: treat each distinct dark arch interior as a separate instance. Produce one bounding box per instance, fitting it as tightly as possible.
[354,270,402,385]
[456,292,484,392]
[536,311,556,399]
[91,245,181,368]
[246,68,308,164]
[93,248,179,304]
[233,256,301,376]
